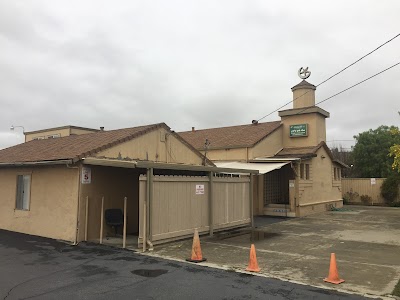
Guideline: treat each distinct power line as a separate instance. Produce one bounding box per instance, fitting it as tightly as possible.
[257,33,400,122]
[326,140,355,142]
[296,61,400,115]
[204,61,399,150]
[195,34,400,149]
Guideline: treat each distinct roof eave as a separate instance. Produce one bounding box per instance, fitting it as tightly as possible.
[0,159,74,167]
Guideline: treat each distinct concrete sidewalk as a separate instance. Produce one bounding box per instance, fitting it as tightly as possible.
[148,206,400,298]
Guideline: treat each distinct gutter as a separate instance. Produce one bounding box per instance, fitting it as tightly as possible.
[0,159,73,167]
[82,157,259,174]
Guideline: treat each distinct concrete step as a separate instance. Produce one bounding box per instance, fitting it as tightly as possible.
[263,207,296,217]
[266,203,290,208]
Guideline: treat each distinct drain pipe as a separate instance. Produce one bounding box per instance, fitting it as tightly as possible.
[146,240,154,251]
[67,163,81,245]
[147,168,154,251]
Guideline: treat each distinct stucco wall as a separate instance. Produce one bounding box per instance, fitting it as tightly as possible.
[293,88,315,109]
[95,128,203,165]
[0,166,79,241]
[250,127,283,159]
[297,147,342,208]
[78,165,140,242]
[70,128,98,135]
[281,114,326,148]
[201,147,248,162]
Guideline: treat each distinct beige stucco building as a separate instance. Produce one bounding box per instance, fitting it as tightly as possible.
[24,125,100,142]
[0,123,256,248]
[180,79,347,217]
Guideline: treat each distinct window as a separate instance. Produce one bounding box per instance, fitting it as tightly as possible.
[305,164,310,180]
[300,163,304,179]
[299,163,311,180]
[16,175,31,210]
[333,167,341,180]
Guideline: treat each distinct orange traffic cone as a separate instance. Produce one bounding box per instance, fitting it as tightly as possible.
[246,244,260,272]
[324,253,345,284]
[186,229,207,263]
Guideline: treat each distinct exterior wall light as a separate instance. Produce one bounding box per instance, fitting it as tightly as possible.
[10,125,25,133]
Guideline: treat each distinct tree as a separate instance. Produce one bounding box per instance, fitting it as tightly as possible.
[330,145,355,177]
[389,127,400,172]
[352,125,400,178]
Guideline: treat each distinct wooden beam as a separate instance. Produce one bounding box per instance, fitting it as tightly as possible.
[84,196,89,241]
[123,197,127,249]
[209,171,214,236]
[99,196,104,244]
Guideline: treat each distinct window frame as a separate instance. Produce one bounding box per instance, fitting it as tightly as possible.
[300,163,305,179]
[15,174,31,211]
[305,164,310,180]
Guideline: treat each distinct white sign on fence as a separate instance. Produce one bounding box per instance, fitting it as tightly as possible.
[82,167,92,184]
[195,184,205,195]
[370,178,376,185]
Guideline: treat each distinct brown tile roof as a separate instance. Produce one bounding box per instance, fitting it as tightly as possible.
[0,123,166,164]
[275,142,348,167]
[179,121,282,150]
[275,144,321,159]
[291,80,316,91]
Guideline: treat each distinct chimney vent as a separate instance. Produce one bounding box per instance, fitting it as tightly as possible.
[192,127,195,132]
[100,127,104,131]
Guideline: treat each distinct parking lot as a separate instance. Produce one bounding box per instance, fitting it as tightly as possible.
[148,206,400,297]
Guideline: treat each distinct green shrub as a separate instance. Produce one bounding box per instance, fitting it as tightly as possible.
[360,195,372,205]
[343,191,359,203]
[381,173,400,205]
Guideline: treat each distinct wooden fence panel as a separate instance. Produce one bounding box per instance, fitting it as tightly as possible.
[213,177,250,229]
[341,178,392,205]
[139,175,250,244]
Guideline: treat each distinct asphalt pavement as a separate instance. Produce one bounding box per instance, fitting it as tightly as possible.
[0,229,371,300]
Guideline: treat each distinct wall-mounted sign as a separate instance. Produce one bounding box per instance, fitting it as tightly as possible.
[81,167,92,184]
[370,178,376,185]
[289,124,308,137]
[195,184,205,195]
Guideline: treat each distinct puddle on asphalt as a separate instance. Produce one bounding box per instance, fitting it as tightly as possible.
[250,230,282,242]
[131,269,168,277]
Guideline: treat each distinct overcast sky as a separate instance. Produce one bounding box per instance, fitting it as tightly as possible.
[1,0,399,150]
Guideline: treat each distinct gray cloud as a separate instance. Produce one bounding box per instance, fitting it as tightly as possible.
[1,0,400,150]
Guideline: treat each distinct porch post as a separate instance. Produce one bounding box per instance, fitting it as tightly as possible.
[209,171,214,237]
[99,196,104,244]
[123,196,127,248]
[250,174,254,228]
[143,169,150,252]
[148,168,154,242]
[84,196,89,241]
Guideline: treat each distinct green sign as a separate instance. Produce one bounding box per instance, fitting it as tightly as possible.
[289,124,308,137]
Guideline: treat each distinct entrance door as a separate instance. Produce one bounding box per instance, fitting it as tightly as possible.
[263,167,290,206]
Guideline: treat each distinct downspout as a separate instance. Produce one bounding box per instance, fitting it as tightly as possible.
[143,168,154,251]
[67,163,81,245]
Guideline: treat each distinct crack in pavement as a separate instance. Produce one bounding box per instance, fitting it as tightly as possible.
[3,258,96,300]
